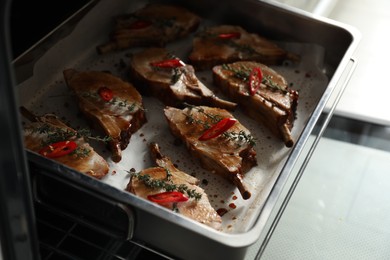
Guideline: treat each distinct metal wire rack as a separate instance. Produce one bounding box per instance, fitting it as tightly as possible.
[35,202,165,260]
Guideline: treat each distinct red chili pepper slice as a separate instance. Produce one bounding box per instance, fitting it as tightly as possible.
[147,191,188,204]
[98,86,113,102]
[198,118,237,141]
[128,20,152,30]
[150,58,184,68]
[39,141,78,158]
[218,32,241,39]
[249,67,263,95]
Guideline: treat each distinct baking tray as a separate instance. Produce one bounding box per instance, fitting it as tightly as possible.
[13,0,360,259]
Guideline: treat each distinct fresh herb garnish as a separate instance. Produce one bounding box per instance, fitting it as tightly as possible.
[32,124,111,158]
[223,130,256,146]
[132,169,202,201]
[150,53,185,84]
[183,103,256,146]
[81,92,139,112]
[222,64,287,93]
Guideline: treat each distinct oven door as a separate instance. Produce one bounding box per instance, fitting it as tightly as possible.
[0,1,40,259]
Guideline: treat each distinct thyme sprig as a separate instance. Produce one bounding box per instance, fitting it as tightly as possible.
[171,67,185,84]
[221,64,287,94]
[81,92,139,112]
[32,124,111,158]
[72,147,91,158]
[183,103,256,146]
[131,168,202,200]
[149,53,185,84]
[184,103,222,126]
[223,130,256,146]
[75,128,112,143]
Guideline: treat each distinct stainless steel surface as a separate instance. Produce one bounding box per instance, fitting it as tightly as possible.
[11,0,359,259]
[258,0,390,258]
[271,0,338,16]
[262,116,390,259]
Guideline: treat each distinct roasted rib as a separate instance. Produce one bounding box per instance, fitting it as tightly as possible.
[21,107,109,179]
[129,47,236,111]
[97,3,201,54]
[63,69,147,162]
[213,61,299,147]
[188,25,294,70]
[164,105,257,200]
[127,142,222,230]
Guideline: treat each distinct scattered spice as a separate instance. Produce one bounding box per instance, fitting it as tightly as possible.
[217,208,228,216]
[229,203,237,209]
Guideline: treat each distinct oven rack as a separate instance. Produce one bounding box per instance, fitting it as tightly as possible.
[35,201,165,260]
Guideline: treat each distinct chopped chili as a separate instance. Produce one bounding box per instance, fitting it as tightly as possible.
[218,32,241,39]
[199,117,237,141]
[150,58,184,68]
[147,191,188,204]
[98,86,113,102]
[249,67,263,95]
[39,141,78,158]
[128,20,152,30]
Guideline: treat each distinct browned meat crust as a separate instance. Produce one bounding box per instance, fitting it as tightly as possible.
[129,47,237,111]
[63,69,147,162]
[127,142,222,230]
[164,105,257,200]
[188,25,292,70]
[212,61,299,147]
[97,4,201,54]
[21,108,109,179]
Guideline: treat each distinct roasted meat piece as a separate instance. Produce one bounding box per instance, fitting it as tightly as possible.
[63,69,147,162]
[164,105,257,200]
[188,25,293,70]
[127,142,222,230]
[129,47,236,111]
[21,107,109,179]
[97,3,201,54]
[213,61,299,147]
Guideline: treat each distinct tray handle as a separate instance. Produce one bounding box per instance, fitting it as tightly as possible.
[256,57,357,259]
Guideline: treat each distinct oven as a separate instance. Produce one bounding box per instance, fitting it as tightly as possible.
[1,0,360,259]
